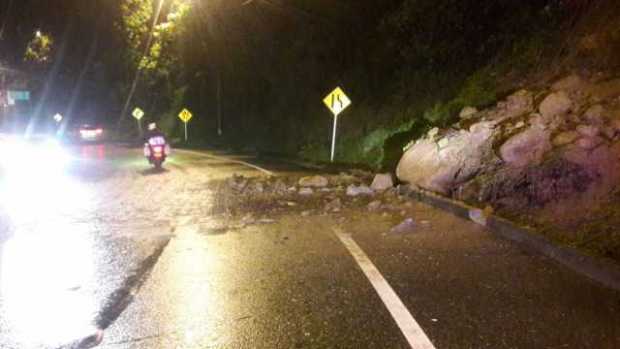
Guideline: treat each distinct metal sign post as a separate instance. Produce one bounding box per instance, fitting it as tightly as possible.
[178,108,193,142]
[331,114,339,162]
[323,87,352,163]
[132,108,145,135]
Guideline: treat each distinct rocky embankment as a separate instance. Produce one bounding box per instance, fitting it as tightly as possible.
[397,74,620,255]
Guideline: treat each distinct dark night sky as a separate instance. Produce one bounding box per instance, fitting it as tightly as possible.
[0,0,123,124]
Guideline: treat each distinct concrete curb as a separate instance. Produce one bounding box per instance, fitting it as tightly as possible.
[399,185,620,292]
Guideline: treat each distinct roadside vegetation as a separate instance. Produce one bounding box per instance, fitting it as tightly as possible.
[113,0,581,169]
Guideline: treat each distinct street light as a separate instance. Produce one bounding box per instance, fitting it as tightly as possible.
[53,113,63,123]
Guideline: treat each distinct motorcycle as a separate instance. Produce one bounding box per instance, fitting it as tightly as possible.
[144,136,170,169]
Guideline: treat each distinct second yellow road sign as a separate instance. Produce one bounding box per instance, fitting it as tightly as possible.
[323,87,351,117]
[178,108,193,123]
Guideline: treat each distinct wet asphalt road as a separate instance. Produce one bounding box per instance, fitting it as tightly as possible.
[0,143,619,349]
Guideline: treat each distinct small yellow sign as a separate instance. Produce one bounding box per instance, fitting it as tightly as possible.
[132,108,145,120]
[179,108,193,123]
[323,87,351,117]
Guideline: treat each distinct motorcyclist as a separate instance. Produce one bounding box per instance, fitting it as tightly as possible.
[145,122,165,143]
[143,122,170,159]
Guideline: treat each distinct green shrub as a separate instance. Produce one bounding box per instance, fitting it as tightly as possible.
[456,70,498,107]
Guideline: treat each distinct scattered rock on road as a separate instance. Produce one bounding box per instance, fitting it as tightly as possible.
[325,198,342,212]
[389,218,416,235]
[346,184,374,197]
[253,181,265,194]
[274,179,288,194]
[299,187,314,196]
[299,176,329,188]
[371,173,394,192]
[228,174,248,191]
[367,200,382,211]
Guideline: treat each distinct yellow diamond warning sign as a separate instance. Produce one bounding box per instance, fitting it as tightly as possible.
[323,87,351,117]
[132,108,145,120]
[178,108,193,123]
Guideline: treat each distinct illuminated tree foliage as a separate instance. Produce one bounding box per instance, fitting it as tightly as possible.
[119,0,153,66]
[119,0,190,75]
[114,0,595,161]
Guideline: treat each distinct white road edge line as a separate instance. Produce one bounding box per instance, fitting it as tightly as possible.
[175,149,275,176]
[334,228,436,349]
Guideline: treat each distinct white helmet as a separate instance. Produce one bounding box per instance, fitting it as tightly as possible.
[148,122,157,131]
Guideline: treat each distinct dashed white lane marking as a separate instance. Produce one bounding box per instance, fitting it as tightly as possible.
[334,228,436,349]
[175,149,275,176]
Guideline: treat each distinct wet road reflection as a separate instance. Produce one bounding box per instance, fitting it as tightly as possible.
[80,144,107,160]
[105,229,232,347]
[164,230,221,346]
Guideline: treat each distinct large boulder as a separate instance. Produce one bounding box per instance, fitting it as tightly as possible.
[427,127,440,138]
[506,90,534,115]
[576,125,600,138]
[583,104,606,125]
[551,74,586,92]
[459,106,478,119]
[492,90,534,122]
[576,136,604,150]
[552,131,580,147]
[396,121,496,194]
[346,184,374,196]
[539,91,573,119]
[499,127,552,168]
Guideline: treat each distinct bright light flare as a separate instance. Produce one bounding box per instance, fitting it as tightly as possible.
[0,137,96,347]
[0,137,70,176]
[0,137,80,224]
[0,224,98,347]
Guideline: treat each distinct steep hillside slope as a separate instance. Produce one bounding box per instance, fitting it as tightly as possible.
[396,1,620,260]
